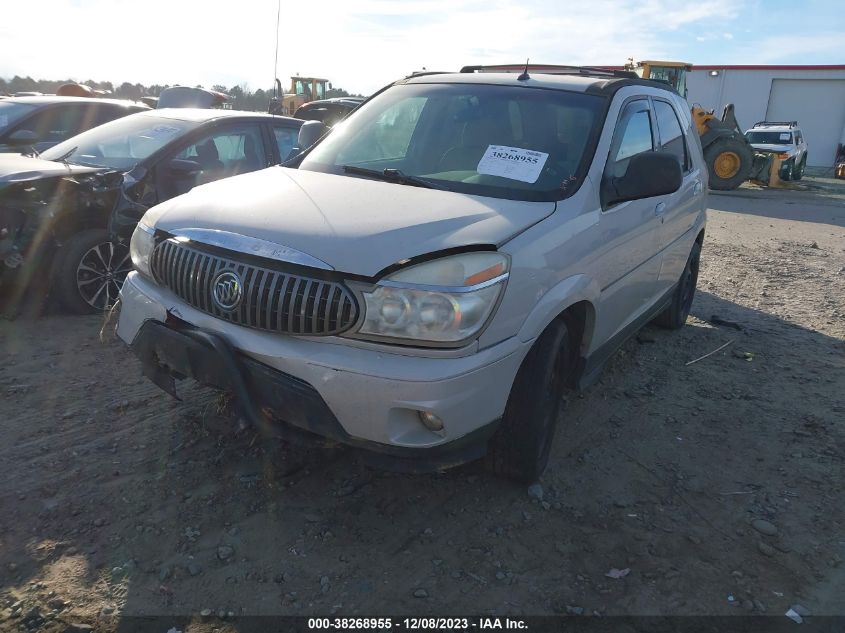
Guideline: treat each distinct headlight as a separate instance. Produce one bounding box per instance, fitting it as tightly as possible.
[129,220,155,277]
[357,252,509,344]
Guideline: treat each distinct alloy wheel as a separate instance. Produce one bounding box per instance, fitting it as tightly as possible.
[75,241,132,310]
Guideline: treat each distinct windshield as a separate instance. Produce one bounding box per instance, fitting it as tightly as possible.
[747,131,793,145]
[0,101,37,134]
[299,83,605,201]
[40,112,198,169]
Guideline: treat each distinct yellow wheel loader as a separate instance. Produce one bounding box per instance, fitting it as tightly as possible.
[268,76,331,116]
[629,61,754,190]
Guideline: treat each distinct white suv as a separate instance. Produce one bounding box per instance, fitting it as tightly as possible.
[745,121,808,181]
[117,65,707,482]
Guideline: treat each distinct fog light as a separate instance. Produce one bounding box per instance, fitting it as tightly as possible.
[418,411,444,431]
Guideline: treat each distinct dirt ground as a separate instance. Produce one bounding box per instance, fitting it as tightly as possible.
[1,181,843,631]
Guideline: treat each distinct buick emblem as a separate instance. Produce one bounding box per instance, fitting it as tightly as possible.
[211,270,243,311]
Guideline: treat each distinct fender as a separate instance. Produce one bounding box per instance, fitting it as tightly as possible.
[516,273,600,346]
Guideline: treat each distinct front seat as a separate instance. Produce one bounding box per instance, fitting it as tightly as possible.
[239,134,263,173]
[437,111,512,173]
[195,139,223,172]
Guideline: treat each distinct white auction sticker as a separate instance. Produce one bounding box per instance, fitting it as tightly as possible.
[779,133,791,141]
[477,145,548,183]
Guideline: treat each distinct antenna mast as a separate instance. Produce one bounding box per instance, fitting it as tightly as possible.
[273,0,281,97]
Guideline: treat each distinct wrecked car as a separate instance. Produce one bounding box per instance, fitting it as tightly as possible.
[0,109,302,314]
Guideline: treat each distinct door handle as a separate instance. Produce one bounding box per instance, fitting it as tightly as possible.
[693,181,703,195]
[655,202,667,216]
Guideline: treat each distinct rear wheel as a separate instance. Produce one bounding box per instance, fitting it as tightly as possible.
[486,318,572,483]
[654,241,701,330]
[54,229,132,314]
[704,137,753,190]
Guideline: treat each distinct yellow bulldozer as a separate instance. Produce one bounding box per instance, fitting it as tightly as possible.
[627,60,754,190]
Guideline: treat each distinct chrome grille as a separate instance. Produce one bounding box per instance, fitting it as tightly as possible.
[150,238,357,336]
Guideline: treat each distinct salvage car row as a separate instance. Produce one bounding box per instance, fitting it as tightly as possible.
[0,94,303,313]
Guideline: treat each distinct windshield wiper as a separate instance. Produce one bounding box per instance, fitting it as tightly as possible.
[52,146,78,165]
[342,165,435,189]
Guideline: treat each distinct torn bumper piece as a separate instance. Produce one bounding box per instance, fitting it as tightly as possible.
[130,320,499,472]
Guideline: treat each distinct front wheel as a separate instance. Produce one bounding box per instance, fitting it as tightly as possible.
[793,157,806,181]
[704,137,753,190]
[54,229,132,314]
[486,318,572,483]
[654,241,701,330]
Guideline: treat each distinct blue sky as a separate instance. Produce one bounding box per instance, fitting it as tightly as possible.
[1,0,842,95]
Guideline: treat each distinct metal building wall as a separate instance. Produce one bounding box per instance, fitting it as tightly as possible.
[687,67,845,167]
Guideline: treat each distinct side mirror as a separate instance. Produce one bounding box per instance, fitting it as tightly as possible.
[167,158,202,175]
[7,129,38,146]
[603,151,682,207]
[297,120,328,150]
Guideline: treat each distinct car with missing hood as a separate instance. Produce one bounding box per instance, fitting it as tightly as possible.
[745,120,808,181]
[0,108,302,314]
[117,65,707,482]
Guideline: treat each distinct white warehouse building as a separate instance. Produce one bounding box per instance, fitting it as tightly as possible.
[686,65,845,168]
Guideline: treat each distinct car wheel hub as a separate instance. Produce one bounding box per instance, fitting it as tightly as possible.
[76,241,132,310]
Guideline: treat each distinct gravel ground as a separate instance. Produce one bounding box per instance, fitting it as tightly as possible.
[1,184,843,631]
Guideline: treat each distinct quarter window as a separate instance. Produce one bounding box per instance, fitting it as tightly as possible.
[653,100,689,171]
[613,102,653,162]
[605,100,654,183]
[273,126,299,161]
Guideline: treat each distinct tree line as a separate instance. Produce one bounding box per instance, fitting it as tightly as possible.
[1,76,363,111]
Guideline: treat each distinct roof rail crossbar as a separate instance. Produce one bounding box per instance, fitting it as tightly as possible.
[752,120,798,128]
[459,64,638,79]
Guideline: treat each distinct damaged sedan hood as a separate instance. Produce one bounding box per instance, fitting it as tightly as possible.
[149,167,556,277]
[0,153,105,184]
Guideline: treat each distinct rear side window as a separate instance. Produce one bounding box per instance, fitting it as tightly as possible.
[92,104,129,127]
[653,100,689,171]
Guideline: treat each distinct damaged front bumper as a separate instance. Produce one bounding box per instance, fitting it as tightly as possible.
[118,272,532,472]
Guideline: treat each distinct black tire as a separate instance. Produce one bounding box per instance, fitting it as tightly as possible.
[54,229,132,314]
[780,159,794,181]
[793,157,806,181]
[654,241,701,330]
[486,317,572,483]
[704,137,753,191]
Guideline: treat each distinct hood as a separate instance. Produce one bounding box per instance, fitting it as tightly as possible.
[0,153,106,184]
[149,167,555,277]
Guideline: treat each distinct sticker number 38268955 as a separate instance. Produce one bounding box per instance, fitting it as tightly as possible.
[477,145,549,183]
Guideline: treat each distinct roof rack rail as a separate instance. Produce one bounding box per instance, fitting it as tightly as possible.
[752,120,798,128]
[459,64,638,79]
